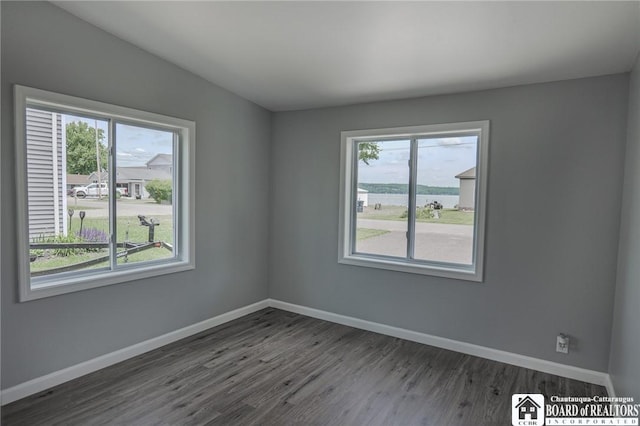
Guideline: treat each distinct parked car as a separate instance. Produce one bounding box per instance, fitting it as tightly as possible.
[71,183,123,198]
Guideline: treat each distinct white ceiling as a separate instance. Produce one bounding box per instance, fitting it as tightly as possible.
[54,1,640,112]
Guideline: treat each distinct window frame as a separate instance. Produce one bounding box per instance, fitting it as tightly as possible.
[15,85,196,301]
[338,121,489,282]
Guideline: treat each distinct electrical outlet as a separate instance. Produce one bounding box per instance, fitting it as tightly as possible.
[556,334,569,354]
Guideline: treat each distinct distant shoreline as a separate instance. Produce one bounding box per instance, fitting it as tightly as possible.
[358,183,459,196]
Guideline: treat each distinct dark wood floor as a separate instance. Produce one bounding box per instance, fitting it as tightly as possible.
[3,308,607,425]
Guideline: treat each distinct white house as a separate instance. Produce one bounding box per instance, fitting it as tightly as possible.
[357,187,369,207]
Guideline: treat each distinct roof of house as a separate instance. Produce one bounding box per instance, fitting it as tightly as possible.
[455,167,476,179]
[146,153,172,166]
[89,167,172,182]
[66,174,90,185]
[116,167,172,181]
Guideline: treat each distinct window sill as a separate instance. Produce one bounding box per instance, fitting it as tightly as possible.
[339,254,482,282]
[21,260,195,302]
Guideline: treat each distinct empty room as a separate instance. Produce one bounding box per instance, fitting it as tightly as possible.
[1,1,640,425]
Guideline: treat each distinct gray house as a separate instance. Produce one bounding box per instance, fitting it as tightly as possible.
[146,153,172,173]
[115,166,172,199]
[455,167,476,210]
[66,174,89,193]
[26,108,67,238]
[88,155,172,199]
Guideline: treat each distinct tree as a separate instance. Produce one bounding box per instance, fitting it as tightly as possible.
[66,121,107,175]
[358,142,380,165]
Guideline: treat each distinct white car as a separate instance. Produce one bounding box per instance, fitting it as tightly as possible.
[72,183,123,198]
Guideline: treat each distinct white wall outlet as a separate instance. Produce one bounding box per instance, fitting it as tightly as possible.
[556,334,569,354]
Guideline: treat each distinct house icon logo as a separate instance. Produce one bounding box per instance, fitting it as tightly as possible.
[512,394,544,426]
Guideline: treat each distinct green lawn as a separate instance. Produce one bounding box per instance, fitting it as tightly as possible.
[31,251,109,273]
[359,205,474,225]
[65,203,101,210]
[356,228,391,241]
[30,215,174,275]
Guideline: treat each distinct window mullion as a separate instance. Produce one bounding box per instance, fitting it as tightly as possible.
[109,119,117,271]
[407,138,418,259]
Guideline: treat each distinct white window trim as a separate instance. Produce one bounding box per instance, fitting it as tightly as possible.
[15,85,196,301]
[338,121,489,282]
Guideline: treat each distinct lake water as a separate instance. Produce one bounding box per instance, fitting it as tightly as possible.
[366,194,459,208]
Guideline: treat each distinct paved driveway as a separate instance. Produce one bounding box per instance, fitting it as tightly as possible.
[356,219,473,264]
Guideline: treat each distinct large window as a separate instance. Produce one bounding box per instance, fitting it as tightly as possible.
[338,121,489,281]
[15,85,195,301]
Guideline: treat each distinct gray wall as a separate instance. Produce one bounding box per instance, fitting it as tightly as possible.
[609,53,640,399]
[1,2,270,388]
[269,74,629,372]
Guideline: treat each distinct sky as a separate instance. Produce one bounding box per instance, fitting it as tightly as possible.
[65,115,173,167]
[357,136,477,187]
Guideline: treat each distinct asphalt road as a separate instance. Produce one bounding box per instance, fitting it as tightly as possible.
[66,197,173,218]
[356,218,473,264]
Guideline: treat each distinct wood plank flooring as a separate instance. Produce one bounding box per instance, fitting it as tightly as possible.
[2,308,607,425]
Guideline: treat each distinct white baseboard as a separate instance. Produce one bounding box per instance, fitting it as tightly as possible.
[603,374,616,397]
[2,297,617,406]
[1,299,269,405]
[268,299,614,392]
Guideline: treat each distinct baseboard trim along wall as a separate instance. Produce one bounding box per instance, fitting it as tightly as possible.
[1,298,615,405]
[268,299,617,397]
[0,299,270,405]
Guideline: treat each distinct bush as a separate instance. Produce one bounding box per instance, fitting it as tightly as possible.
[42,234,84,257]
[145,179,172,204]
[400,207,435,220]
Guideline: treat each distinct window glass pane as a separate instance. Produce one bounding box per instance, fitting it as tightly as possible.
[354,139,410,258]
[27,109,111,278]
[413,136,477,265]
[114,123,175,266]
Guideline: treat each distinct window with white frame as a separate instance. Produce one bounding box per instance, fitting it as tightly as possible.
[338,121,489,281]
[15,85,195,301]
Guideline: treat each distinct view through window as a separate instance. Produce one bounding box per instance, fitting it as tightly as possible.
[16,85,194,300]
[341,122,488,280]
[27,111,176,278]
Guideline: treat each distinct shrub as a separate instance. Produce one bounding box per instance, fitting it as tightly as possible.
[400,207,435,220]
[30,248,44,258]
[145,179,172,204]
[49,234,84,257]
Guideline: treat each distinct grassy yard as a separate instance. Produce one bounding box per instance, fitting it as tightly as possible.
[30,215,174,275]
[356,228,390,241]
[359,205,474,225]
[65,203,101,210]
